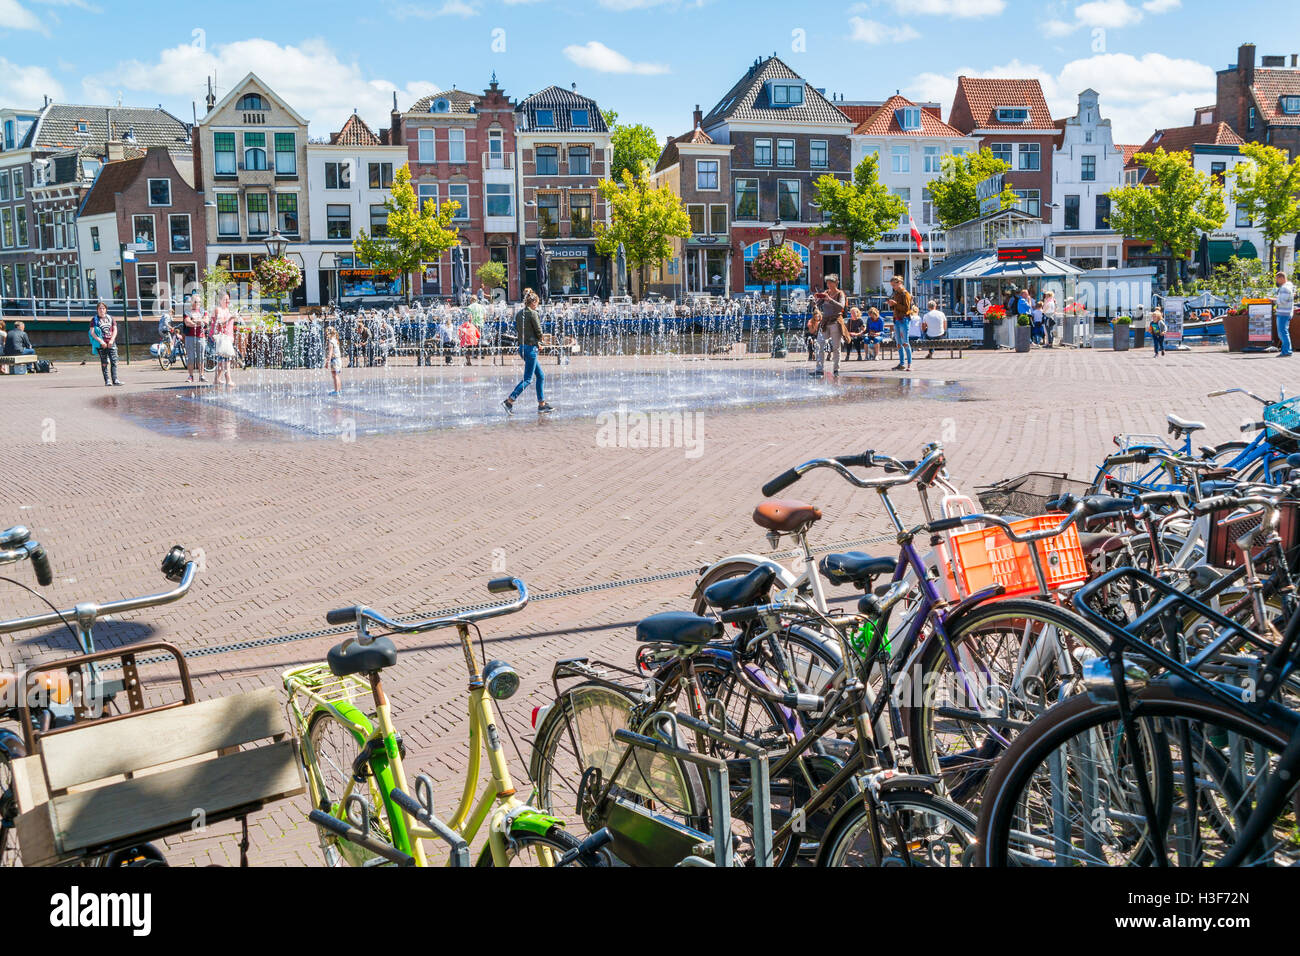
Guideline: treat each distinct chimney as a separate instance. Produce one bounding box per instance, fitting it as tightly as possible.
[390,91,402,147]
[693,103,702,128]
[205,77,216,112]
[1238,43,1256,85]
[106,139,125,163]
[1293,54,1298,67]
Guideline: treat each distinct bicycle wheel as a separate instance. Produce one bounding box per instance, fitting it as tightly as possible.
[909,598,1111,807]
[817,787,979,867]
[475,824,607,867]
[0,746,23,867]
[976,684,1298,866]
[305,708,397,867]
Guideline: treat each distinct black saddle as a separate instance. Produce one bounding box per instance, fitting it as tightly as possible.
[702,565,776,611]
[819,552,895,589]
[327,636,398,677]
[635,612,723,647]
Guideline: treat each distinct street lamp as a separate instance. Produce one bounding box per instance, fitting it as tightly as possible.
[264,228,289,260]
[769,218,788,358]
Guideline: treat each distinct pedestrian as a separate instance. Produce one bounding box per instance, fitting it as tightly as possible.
[1273,270,1295,358]
[211,290,238,388]
[89,301,122,386]
[845,306,866,360]
[887,275,914,371]
[439,314,457,365]
[502,288,553,414]
[1149,308,1168,357]
[325,326,343,394]
[183,294,208,383]
[1041,290,1058,346]
[811,274,847,376]
[1016,288,1034,340]
[0,320,6,374]
[921,300,947,358]
[457,315,481,366]
[351,317,370,367]
[1031,297,1045,346]
[865,307,884,360]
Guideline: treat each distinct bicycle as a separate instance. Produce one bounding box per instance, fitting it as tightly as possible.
[284,576,605,867]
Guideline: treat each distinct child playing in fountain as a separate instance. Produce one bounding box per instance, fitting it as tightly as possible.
[325,326,343,395]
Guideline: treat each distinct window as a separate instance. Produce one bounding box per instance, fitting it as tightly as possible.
[1282,96,1300,115]
[1019,142,1041,171]
[214,132,236,175]
[991,143,1012,166]
[237,94,266,111]
[132,215,156,251]
[709,203,727,236]
[488,129,504,161]
[430,98,450,114]
[1237,204,1252,228]
[12,169,22,198]
[1080,154,1095,181]
[1211,161,1227,183]
[688,203,706,234]
[696,159,719,190]
[274,133,296,175]
[538,193,559,236]
[996,107,1029,123]
[217,195,239,236]
[448,128,466,164]
[568,146,590,176]
[777,139,795,167]
[369,204,389,238]
[892,187,911,225]
[770,81,804,106]
[921,187,935,225]
[277,194,298,235]
[148,178,171,206]
[1095,194,1111,230]
[326,204,351,239]
[449,183,469,219]
[0,170,8,201]
[246,193,269,235]
[754,139,772,166]
[570,192,592,237]
[734,178,758,220]
[1064,194,1080,230]
[1249,107,1256,130]
[84,268,96,300]
[243,132,267,171]
[169,214,191,252]
[777,179,800,220]
[418,183,439,212]
[15,207,25,246]
[1,209,11,249]
[136,264,159,305]
[923,146,941,173]
[891,145,910,174]
[417,128,436,163]
[90,225,100,251]
[325,161,351,189]
[486,182,512,217]
[368,163,393,189]
[570,108,590,129]
[536,146,558,176]
[1013,188,1041,217]
[896,107,921,130]
[535,109,555,128]
[810,140,828,168]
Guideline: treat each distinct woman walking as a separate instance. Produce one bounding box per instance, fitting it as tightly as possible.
[325,326,343,394]
[502,289,553,414]
[211,290,238,388]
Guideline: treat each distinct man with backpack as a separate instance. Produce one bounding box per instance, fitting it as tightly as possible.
[811,274,847,376]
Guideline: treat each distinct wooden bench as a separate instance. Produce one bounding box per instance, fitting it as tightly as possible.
[879,338,969,360]
[538,334,581,364]
[11,644,302,866]
[0,353,39,373]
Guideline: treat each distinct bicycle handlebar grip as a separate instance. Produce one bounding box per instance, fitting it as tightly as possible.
[1242,421,1265,433]
[761,469,802,497]
[926,515,967,533]
[835,452,874,468]
[1045,493,1079,512]
[719,606,760,624]
[28,544,52,587]
[487,577,516,594]
[883,459,918,474]
[1192,495,1234,515]
[325,606,359,625]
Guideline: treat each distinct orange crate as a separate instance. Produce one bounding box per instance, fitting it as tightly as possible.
[948,513,1088,597]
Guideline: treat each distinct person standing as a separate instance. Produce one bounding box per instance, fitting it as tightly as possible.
[921,300,947,359]
[1030,296,1045,346]
[812,274,847,376]
[1149,308,1167,358]
[1041,290,1058,347]
[887,275,914,371]
[502,289,553,414]
[1273,270,1294,358]
[324,326,343,395]
[90,301,122,386]
[211,290,238,388]
[183,294,208,383]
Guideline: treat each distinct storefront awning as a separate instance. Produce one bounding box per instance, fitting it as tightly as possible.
[1207,239,1258,265]
[916,250,1085,283]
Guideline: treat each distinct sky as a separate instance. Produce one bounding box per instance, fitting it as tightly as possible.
[0,0,1278,147]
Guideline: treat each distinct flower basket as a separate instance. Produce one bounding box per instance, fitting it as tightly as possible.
[751,245,804,285]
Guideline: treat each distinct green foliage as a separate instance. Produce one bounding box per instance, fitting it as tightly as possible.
[1108,147,1227,261]
[200,264,232,310]
[353,164,460,302]
[926,147,1019,228]
[595,168,692,299]
[476,260,507,290]
[1229,143,1300,271]
[603,108,662,181]
[812,154,906,293]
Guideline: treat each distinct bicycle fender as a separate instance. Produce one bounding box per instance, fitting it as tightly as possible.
[319,700,376,741]
[692,555,799,602]
[946,584,1008,618]
[507,807,564,836]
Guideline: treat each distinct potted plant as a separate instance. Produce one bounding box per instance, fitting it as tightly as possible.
[982,304,1005,349]
[1014,313,1032,352]
[1112,315,1132,351]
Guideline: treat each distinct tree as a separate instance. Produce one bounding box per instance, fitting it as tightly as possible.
[812,154,907,294]
[604,108,662,181]
[926,147,1019,228]
[200,263,232,310]
[595,168,692,300]
[1229,142,1300,272]
[476,260,507,295]
[1109,147,1227,287]
[353,164,460,303]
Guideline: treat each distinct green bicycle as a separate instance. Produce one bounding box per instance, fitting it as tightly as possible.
[284,576,605,867]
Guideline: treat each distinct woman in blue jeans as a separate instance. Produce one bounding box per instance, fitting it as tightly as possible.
[502,289,554,414]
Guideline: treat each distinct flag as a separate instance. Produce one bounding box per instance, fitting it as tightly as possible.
[909,215,925,255]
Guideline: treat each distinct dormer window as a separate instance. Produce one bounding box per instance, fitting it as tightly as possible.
[896,107,921,131]
[571,108,590,129]
[536,109,555,128]
[237,94,266,111]
[76,120,88,134]
[769,81,804,107]
[996,107,1029,123]
[1281,96,1300,115]
[430,98,450,114]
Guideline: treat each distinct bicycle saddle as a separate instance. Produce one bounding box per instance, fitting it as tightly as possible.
[1167,414,1206,435]
[752,499,822,534]
[819,552,896,589]
[634,612,722,647]
[327,636,398,677]
[702,565,776,611]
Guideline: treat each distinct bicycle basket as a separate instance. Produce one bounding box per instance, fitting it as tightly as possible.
[948,514,1089,598]
[975,472,1092,517]
[1263,396,1300,444]
[1205,501,1300,571]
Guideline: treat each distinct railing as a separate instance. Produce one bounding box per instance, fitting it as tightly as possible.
[481,153,514,171]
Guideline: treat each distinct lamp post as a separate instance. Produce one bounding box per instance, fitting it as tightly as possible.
[769,218,788,358]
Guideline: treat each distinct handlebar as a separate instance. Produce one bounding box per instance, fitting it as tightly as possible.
[0,525,53,586]
[325,576,529,639]
[760,445,945,498]
[1208,387,1276,406]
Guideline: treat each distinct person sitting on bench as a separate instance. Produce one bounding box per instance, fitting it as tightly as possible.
[3,321,35,372]
[921,300,947,358]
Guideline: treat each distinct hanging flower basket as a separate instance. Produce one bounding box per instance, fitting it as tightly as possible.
[751,245,803,285]
[254,256,303,308]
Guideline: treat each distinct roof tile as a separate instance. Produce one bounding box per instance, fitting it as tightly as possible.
[701,56,851,128]
[853,94,966,137]
[952,77,1054,129]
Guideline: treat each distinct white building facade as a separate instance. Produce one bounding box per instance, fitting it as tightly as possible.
[1048,89,1125,270]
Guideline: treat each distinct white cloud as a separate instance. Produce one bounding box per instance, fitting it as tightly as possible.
[1141,0,1179,10]
[390,0,479,17]
[0,57,63,104]
[563,41,669,75]
[881,0,1006,16]
[1073,0,1143,27]
[81,38,441,137]
[1043,18,1077,36]
[907,52,1214,143]
[849,17,921,44]
[0,0,46,32]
